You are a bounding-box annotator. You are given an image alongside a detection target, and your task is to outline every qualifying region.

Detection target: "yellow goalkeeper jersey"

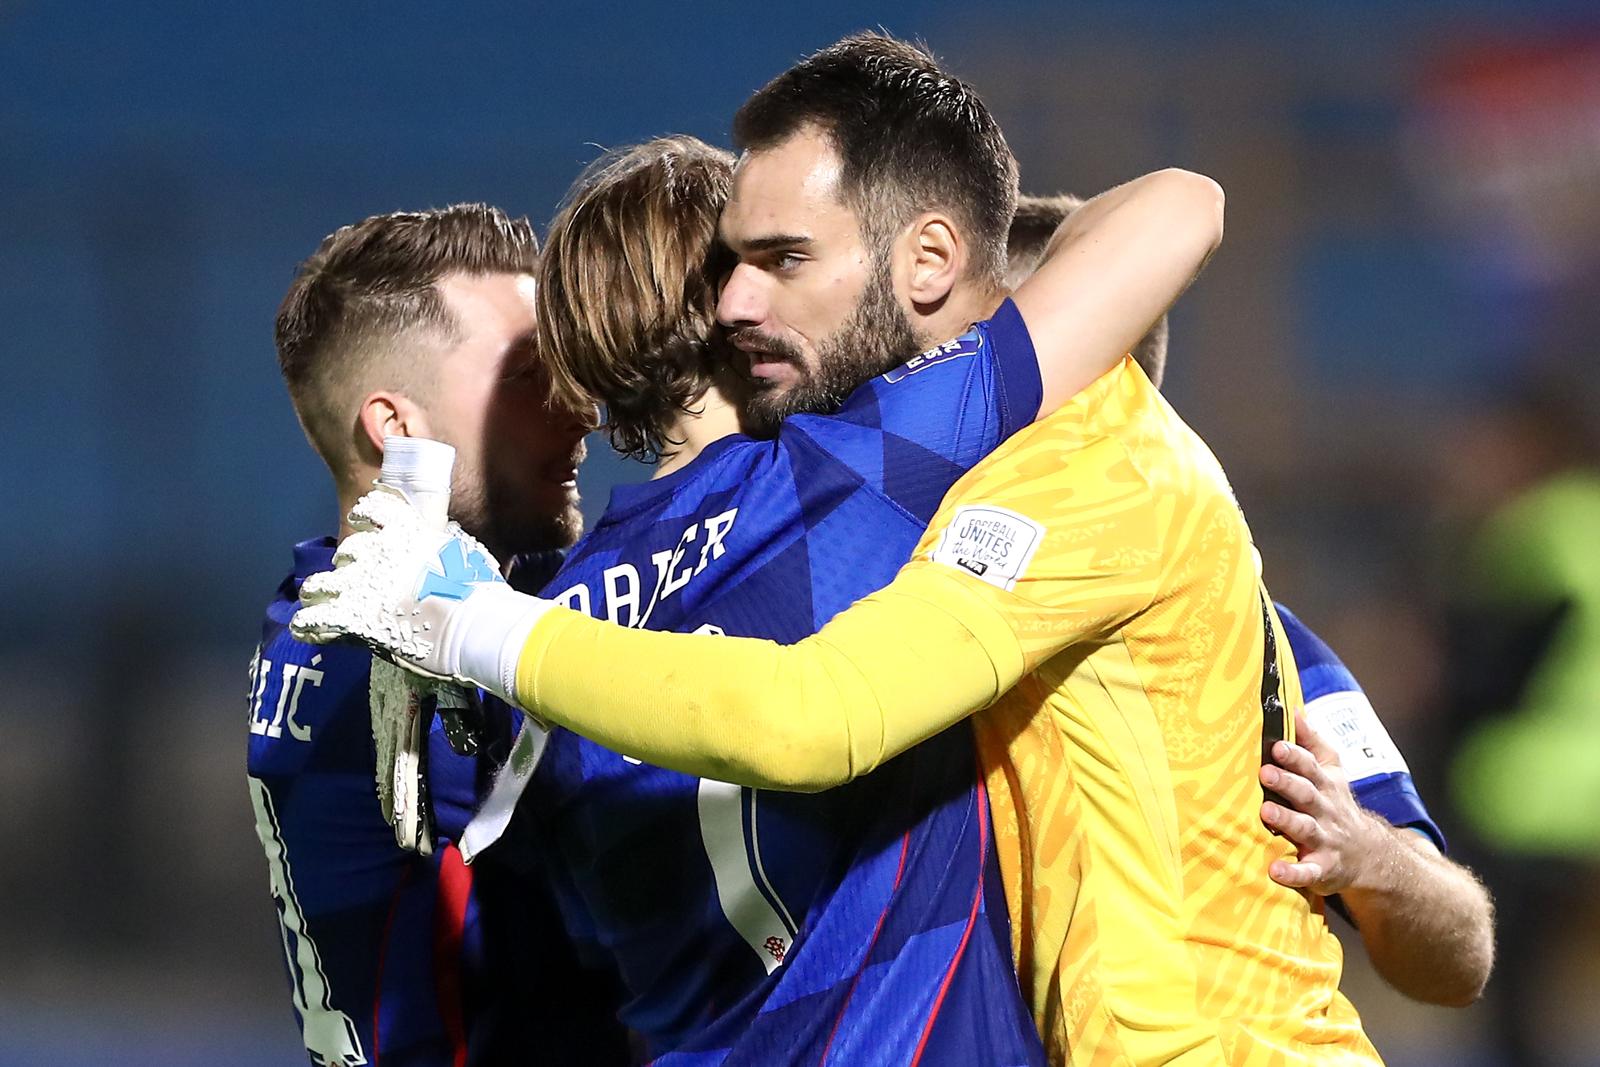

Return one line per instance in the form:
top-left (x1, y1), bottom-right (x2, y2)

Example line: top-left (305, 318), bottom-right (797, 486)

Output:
top-left (899, 357), bottom-right (1377, 1065)
top-left (510, 357), bottom-right (1382, 1066)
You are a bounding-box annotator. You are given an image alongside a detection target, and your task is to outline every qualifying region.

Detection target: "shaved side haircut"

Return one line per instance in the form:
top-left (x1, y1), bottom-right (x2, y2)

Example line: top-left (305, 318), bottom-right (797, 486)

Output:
top-left (275, 204), bottom-right (539, 473)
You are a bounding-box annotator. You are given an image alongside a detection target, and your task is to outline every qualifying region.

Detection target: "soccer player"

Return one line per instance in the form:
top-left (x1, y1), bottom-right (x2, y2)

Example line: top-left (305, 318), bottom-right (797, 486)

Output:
top-left (1009, 195), bottom-right (1493, 1009)
top-left (249, 205), bottom-right (625, 1065)
top-left (291, 100), bottom-right (1393, 1067)
top-left (308, 34), bottom-right (1226, 1064)
top-left (297, 268), bottom-right (1389, 1065)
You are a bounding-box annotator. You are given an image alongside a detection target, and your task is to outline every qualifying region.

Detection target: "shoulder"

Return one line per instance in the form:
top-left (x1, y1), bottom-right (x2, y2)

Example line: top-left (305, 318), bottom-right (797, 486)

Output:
top-left (1274, 603), bottom-right (1363, 704)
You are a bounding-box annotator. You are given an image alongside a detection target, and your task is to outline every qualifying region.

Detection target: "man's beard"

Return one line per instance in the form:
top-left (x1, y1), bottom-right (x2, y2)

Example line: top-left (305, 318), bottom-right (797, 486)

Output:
top-left (740, 258), bottom-right (921, 435)
top-left (454, 473), bottom-right (583, 561)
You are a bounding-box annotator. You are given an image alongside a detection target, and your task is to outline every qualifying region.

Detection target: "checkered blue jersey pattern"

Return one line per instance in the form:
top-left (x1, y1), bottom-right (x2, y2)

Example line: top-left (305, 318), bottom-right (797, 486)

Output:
top-left (517, 301), bottom-right (1046, 1065)
top-left (247, 537), bottom-right (628, 1066)
top-left (1275, 603), bottom-right (1446, 852)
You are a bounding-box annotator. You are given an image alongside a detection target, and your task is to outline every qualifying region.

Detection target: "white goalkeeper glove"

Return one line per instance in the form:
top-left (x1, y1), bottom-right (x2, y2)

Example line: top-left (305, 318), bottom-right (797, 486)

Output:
top-left (368, 657), bottom-right (436, 854)
top-left (292, 486), bottom-right (553, 704)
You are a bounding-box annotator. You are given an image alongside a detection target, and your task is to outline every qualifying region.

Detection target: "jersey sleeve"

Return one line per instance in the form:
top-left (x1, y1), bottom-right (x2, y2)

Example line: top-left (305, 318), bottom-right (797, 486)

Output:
top-left (508, 562), bottom-right (1020, 790)
top-left (783, 299), bottom-right (1043, 524)
top-left (499, 424), bottom-right (1167, 792)
top-left (909, 432), bottom-right (1166, 673)
top-left (1274, 603), bottom-right (1447, 853)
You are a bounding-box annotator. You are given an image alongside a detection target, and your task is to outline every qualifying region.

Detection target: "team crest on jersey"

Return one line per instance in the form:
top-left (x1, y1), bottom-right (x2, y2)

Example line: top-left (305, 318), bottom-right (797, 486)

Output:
top-left (929, 504), bottom-right (1044, 591)
top-left (882, 329), bottom-right (983, 382)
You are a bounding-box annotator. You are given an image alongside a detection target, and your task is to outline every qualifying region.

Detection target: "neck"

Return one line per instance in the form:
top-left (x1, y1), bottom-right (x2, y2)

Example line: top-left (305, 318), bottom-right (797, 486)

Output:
top-left (915, 284), bottom-right (1006, 349)
top-left (334, 468), bottom-right (376, 544)
top-left (652, 368), bottom-right (749, 480)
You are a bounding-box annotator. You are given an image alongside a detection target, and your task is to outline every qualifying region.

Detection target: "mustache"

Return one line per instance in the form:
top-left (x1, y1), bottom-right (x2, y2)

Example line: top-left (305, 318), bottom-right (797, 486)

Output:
top-left (727, 328), bottom-right (804, 364)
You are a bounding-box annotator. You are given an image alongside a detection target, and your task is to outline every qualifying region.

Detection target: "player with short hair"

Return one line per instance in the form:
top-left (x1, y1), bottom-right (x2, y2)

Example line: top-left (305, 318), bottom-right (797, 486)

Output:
top-left (250, 204), bottom-right (621, 1065)
top-left (339, 33), bottom-right (1224, 1064)
top-left (290, 42), bottom-right (1389, 1063)
top-left (377, 195), bottom-right (1497, 1055)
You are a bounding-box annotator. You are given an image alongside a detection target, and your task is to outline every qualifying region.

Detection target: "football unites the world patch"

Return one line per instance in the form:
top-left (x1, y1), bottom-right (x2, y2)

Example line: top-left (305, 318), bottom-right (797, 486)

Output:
top-left (929, 504), bottom-right (1045, 591)
top-left (882, 329), bottom-right (983, 383)
top-left (1303, 689), bottom-right (1411, 782)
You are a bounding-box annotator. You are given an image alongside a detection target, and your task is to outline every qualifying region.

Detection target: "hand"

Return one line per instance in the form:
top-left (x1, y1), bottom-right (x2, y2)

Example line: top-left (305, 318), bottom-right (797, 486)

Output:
top-left (292, 486), bottom-right (507, 683)
top-left (1259, 711), bottom-right (1389, 895)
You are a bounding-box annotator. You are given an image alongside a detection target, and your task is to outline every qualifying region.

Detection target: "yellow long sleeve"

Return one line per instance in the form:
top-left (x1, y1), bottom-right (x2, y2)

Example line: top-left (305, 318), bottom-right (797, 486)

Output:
top-left (512, 563), bottom-right (1027, 790)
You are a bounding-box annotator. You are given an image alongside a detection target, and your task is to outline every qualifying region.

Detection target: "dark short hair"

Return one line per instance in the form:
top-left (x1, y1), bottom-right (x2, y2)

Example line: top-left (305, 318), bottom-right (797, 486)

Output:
top-left (734, 31), bottom-right (1018, 288)
top-left (537, 136), bottom-right (735, 463)
top-left (276, 204), bottom-right (539, 469)
top-left (1006, 192), bottom-right (1170, 388)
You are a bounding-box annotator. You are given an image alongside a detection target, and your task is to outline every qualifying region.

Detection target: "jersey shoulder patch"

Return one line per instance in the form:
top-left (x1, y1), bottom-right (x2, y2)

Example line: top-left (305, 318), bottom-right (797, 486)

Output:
top-left (928, 504), bottom-right (1045, 591)
top-left (882, 329), bottom-right (983, 383)
top-left (1303, 688), bottom-right (1410, 782)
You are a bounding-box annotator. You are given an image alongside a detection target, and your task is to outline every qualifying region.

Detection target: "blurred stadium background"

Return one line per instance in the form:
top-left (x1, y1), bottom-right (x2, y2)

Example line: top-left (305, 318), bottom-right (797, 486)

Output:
top-left (3, 2), bottom-right (1598, 1064)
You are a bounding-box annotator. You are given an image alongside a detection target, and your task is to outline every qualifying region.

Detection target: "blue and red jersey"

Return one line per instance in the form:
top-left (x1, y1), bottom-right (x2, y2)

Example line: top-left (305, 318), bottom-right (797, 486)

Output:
top-left (480, 300), bottom-right (1049, 1065)
top-left (247, 538), bottom-right (629, 1066)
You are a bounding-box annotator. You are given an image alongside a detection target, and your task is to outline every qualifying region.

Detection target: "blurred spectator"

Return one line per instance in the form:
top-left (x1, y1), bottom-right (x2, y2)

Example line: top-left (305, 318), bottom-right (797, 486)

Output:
top-left (1436, 378), bottom-right (1600, 1067)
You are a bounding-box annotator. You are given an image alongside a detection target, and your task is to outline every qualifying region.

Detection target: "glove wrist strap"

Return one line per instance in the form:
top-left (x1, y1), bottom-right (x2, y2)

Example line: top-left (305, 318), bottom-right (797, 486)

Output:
top-left (454, 583), bottom-right (553, 705)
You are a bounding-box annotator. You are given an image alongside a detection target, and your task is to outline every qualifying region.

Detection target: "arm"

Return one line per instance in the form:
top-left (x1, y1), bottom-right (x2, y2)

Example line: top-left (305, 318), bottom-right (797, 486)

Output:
top-left (294, 437), bottom-right (1158, 790)
top-left (1011, 169), bottom-right (1223, 416)
top-left (515, 561), bottom-right (1026, 790)
top-left (1260, 714), bottom-right (1495, 1006)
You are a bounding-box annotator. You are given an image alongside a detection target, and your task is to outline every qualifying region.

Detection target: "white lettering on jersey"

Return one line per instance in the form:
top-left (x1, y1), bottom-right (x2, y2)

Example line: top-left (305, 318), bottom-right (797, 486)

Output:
top-left (1303, 688), bottom-right (1410, 783)
top-left (602, 563), bottom-right (642, 627)
top-left (250, 655), bottom-right (321, 742)
top-left (661, 523), bottom-right (699, 599)
top-left (699, 510), bottom-right (737, 571)
top-left (552, 582), bottom-right (591, 615)
top-left (249, 777), bottom-right (367, 1066)
top-left (589, 508), bottom-right (740, 632)
top-left (286, 655), bottom-right (323, 742)
top-left (882, 332), bottom-right (980, 383)
top-left (929, 504), bottom-right (1045, 591)
top-left (461, 510), bottom-right (739, 858)
top-left (248, 649), bottom-right (271, 727)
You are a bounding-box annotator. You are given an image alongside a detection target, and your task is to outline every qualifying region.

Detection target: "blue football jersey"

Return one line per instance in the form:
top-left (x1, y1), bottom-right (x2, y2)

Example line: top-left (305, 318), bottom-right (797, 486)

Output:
top-left (491, 301), bottom-right (1047, 1065)
top-left (247, 537), bottom-right (629, 1066)
top-left (1275, 603), bottom-right (1446, 851)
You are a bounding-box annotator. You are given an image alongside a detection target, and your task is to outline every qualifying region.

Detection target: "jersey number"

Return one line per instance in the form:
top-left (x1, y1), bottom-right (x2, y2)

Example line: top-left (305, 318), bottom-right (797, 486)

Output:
top-left (249, 777), bottom-right (367, 1066)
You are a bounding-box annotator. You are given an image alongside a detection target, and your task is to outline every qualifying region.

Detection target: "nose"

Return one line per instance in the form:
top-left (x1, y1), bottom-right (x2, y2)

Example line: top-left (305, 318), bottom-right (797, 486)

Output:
top-left (716, 262), bottom-right (766, 329)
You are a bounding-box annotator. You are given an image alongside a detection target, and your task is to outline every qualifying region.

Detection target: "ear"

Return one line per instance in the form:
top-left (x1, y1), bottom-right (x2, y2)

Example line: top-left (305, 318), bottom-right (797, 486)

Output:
top-left (897, 212), bottom-right (963, 309)
top-left (355, 391), bottom-right (432, 464)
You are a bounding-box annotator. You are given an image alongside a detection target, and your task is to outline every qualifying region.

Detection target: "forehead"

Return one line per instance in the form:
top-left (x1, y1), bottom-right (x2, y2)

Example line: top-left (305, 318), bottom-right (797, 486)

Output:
top-left (436, 271), bottom-right (537, 337)
top-left (721, 127), bottom-right (853, 245)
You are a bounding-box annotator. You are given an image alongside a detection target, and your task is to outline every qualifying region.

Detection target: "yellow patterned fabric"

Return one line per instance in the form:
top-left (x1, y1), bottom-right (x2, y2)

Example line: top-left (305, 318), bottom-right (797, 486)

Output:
top-left (905, 357), bottom-right (1379, 1066)
top-left (507, 357), bottom-right (1383, 1065)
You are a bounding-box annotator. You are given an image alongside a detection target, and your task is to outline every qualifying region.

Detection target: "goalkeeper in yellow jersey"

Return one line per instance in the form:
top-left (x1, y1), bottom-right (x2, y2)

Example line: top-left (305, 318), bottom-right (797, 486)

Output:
top-left (295, 333), bottom-right (1390, 1065)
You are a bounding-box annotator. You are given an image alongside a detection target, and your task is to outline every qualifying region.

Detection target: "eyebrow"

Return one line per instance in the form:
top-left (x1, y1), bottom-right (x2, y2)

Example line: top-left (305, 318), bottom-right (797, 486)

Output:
top-left (733, 233), bottom-right (813, 254)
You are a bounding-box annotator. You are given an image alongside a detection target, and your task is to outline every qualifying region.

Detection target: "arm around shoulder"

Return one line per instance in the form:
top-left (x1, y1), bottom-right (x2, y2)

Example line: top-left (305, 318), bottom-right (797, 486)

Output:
top-left (1012, 168), bottom-right (1224, 416)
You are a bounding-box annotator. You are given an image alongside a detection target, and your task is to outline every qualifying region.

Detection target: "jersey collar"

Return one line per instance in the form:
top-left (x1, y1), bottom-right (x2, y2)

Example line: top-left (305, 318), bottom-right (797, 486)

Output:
top-left (602, 434), bottom-right (756, 521)
top-left (292, 536), bottom-right (337, 581)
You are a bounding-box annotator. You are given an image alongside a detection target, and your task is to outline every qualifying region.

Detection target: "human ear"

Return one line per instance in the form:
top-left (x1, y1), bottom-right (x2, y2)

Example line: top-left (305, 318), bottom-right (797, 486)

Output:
top-left (900, 213), bottom-right (962, 308)
top-left (355, 391), bottom-right (432, 462)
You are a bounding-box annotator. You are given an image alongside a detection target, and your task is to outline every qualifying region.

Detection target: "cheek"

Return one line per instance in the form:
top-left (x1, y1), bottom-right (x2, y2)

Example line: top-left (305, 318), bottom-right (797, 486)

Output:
top-left (799, 268), bottom-right (865, 337)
